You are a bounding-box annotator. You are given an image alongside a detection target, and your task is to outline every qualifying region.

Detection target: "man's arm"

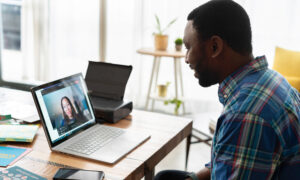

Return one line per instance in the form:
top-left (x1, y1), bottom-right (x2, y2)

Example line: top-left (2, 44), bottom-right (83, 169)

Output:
top-left (212, 112), bottom-right (281, 179)
top-left (196, 168), bottom-right (210, 180)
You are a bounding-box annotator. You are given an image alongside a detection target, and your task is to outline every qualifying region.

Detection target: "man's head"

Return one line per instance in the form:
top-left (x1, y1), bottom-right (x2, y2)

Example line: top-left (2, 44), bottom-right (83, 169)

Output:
top-left (184, 0), bottom-right (252, 87)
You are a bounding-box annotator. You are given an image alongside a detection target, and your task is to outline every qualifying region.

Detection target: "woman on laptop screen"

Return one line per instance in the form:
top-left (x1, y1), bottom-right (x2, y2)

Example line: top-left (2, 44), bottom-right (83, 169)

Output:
top-left (59, 96), bottom-right (86, 135)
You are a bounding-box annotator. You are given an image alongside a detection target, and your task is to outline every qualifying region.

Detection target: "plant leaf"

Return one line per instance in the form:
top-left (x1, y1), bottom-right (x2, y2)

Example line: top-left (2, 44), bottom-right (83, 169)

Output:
top-left (164, 100), bottom-right (169, 105)
top-left (161, 18), bottom-right (177, 34)
top-left (155, 14), bottom-right (162, 34)
top-left (166, 81), bottom-right (171, 87)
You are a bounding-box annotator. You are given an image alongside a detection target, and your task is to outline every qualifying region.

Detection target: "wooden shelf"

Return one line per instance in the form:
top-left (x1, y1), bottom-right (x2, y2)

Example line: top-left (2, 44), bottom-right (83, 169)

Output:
top-left (138, 47), bottom-right (186, 114)
top-left (149, 95), bottom-right (185, 101)
top-left (137, 48), bottom-right (186, 58)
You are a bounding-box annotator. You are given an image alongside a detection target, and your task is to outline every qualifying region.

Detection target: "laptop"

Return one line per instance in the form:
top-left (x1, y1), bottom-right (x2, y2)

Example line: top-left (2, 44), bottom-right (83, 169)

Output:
top-left (31, 73), bottom-right (150, 164)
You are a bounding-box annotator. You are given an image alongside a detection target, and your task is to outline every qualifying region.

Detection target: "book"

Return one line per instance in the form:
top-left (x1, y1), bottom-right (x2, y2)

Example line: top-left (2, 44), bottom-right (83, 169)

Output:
top-left (0, 125), bottom-right (39, 142)
top-left (0, 146), bottom-right (31, 167)
top-left (0, 166), bottom-right (46, 180)
top-left (0, 118), bottom-right (18, 125)
top-left (0, 124), bottom-right (39, 142)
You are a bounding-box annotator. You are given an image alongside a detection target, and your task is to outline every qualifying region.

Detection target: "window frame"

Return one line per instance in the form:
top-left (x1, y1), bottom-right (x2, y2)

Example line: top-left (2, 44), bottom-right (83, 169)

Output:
top-left (0, 1), bottom-right (33, 91)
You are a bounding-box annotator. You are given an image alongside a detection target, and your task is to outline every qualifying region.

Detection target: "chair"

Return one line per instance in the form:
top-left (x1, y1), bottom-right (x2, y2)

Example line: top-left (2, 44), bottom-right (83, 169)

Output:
top-left (185, 112), bottom-right (218, 170)
top-left (273, 46), bottom-right (300, 92)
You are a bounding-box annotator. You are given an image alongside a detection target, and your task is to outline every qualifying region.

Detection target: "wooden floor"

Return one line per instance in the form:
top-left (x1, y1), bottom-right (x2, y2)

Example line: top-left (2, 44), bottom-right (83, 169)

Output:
top-left (155, 138), bottom-right (211, 174)
top-left (133, 108), bottom-right (214, 178)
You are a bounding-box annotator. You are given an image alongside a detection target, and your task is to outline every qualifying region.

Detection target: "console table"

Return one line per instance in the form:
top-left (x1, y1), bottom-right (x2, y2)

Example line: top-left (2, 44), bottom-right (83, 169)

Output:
top-left (137, 48), bottom-right (186, 114)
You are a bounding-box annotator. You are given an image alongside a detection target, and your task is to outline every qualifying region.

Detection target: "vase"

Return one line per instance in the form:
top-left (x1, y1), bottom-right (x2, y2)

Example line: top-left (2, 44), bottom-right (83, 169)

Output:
top-left (175, 44), bottom-right (182, 51)
top-left (157, 84), bottom-right (168, 97)
top-left (154, 34), bottom-right (168, 51)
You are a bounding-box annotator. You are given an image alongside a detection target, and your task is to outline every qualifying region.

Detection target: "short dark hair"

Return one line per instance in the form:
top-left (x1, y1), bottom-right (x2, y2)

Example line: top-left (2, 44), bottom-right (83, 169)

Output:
top-left (187, 0), bottom-right (252, 54)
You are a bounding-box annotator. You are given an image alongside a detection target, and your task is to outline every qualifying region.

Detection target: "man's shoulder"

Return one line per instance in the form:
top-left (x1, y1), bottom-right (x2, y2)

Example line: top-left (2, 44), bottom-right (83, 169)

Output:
top-left (240, 68), bottom-right (285, 90)
top-left (241, 69), bottom-right (298, 101)
top-left (229, 69), bottom-right (298, 118)
top-left (238, 69), bottom-right (290, 101)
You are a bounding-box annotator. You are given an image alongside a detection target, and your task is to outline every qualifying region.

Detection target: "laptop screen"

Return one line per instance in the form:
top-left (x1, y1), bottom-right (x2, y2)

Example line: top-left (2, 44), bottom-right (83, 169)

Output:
top-left (32, 73), bottom-right (95, 144)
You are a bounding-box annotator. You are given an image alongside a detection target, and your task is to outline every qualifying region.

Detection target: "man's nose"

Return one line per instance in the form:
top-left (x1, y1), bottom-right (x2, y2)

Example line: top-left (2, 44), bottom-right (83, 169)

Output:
top-left (185, 56), bottom-right (189, 64)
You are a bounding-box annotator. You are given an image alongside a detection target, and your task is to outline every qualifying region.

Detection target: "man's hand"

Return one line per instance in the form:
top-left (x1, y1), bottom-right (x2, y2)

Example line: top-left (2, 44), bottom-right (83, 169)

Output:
top-left (185, 168), bottom-right (210, 180)
top-left (197, 168), bottom-right (210, 180)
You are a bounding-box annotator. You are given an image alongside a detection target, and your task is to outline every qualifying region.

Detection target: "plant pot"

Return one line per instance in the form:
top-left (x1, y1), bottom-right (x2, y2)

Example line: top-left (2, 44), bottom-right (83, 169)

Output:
top-left (154, 34), bottom-right (168, 51)
top-left (157, 84), bottom-right (168, 97)
top-left (175, 44), bottom-right (182, 51)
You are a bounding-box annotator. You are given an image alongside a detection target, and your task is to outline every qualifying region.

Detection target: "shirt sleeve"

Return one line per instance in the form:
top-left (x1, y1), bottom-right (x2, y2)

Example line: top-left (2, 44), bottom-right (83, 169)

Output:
top-left (211, 112), bottom-right (282, 180)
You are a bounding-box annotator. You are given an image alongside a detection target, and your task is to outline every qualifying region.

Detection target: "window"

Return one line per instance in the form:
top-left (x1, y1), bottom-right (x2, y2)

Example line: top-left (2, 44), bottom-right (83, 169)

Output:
top-left (0, 0), bottom-right (22, 83)
top-left (0, 0), bottom-right (30, 89)
top-left (1, 3), bottom-right (21, 50)
top-left (0, 0), bottom-right (99, 90)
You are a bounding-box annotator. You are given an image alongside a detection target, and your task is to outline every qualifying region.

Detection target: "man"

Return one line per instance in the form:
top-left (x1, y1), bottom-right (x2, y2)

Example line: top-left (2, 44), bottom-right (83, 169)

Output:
top-left (155, 0), bottom-right (300, 180)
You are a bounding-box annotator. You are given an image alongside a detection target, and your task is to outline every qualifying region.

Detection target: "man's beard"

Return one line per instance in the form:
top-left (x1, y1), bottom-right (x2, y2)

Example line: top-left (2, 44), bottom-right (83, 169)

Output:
top-left (195, 68), bottom-right (217, 87)
top-left (194, 57), bottom-right (218, 87)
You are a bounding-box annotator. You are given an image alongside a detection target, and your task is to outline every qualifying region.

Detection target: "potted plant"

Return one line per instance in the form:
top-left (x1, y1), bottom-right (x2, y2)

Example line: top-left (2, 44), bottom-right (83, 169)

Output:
top-left (174, 38), bottom-right (183, 51)
top-left (164, 98), bottom-right (182, 115)
top-left (154, 14), bottom-right (177, 51)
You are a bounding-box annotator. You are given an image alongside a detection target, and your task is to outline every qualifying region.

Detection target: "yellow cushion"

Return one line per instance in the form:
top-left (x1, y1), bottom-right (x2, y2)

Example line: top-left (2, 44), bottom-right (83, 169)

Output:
top-left (285, 77), bottom-right (300, 92)
top-left (273, 46), bottom-right (300, 91)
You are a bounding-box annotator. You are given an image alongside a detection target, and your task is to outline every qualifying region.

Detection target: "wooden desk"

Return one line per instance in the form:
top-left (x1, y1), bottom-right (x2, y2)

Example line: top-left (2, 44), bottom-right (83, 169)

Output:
top-left (1, 110), bottom-right (192, 180)
top-left (137, 48), bottom-right (186, 114)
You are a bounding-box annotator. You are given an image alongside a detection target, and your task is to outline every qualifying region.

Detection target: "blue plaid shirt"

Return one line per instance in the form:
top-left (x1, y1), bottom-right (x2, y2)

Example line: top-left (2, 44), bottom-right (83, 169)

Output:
top-left (208, 56), bottom-right (300, 179)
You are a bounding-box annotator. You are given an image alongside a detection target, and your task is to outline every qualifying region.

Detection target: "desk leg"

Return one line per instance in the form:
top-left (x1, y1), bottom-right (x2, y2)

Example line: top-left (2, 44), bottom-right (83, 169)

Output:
top-left (145, 57), bottom-right (158, 110)
top-left (185, 134), bottom-right (192, 170)
top-left (145, 168), bottom-right (155, 180)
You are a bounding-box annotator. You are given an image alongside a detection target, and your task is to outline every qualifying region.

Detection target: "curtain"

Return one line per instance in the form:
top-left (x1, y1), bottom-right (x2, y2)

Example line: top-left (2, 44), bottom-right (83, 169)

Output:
top-left (8, 0), bottom-right (300, 114)
top-left (106, 0), bottom-right (222, 114)
top-left (22, 0), bottom-right (49, 81)
top-left (47, 0), bottom-right (99, 81)
top-left (105, 0), bottom-right (300, 114)
top-left (21, 0), bottom-right (99, 82)
top-left (243, 0), bottom-right (300, 65)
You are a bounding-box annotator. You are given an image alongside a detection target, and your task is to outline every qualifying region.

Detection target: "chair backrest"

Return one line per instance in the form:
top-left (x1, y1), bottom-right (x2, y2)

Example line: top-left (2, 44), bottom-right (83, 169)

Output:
top-left (273, 46), bottom-right (300, 91)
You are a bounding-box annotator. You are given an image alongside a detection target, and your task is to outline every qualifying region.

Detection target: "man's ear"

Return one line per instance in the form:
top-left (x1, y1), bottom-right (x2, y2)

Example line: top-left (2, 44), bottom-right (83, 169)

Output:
top-left (210, 36), bottom-right (223, 58)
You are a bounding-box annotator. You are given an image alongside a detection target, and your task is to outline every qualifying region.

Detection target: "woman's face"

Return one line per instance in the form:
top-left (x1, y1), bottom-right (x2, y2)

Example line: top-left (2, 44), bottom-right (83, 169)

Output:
top-left (62, 98), bottom-right (73, 119)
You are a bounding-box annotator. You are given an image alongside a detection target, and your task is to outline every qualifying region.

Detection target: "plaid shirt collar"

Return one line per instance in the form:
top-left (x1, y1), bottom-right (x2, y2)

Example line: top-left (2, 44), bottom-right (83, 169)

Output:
top-left (218, 56), bottom-right (268, 105)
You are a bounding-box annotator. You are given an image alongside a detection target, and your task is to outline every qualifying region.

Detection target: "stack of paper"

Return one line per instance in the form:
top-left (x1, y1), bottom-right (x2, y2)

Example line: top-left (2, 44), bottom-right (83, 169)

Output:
top-left (0, 124), bottom-right (39, 142)
top-left (0, 87), bottom-right (39, 123)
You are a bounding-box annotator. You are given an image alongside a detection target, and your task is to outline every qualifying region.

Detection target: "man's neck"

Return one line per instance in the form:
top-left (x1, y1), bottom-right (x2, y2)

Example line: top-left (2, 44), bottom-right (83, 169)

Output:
top-left (218, 52), bottom-right (254, 84)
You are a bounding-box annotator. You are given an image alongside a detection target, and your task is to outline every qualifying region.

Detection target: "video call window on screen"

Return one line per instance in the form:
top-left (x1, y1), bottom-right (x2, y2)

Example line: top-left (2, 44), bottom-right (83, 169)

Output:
top-left (41, 79), bottom-right (92, 135)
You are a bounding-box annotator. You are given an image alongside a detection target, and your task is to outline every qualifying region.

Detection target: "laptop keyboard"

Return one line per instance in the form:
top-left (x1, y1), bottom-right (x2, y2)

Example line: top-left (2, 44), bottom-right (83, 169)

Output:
top-left (64, 126), bottom-right (124, 155)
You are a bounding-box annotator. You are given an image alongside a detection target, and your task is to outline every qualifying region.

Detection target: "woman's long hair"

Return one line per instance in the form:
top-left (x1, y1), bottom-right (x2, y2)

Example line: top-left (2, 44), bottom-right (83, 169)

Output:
top-left (61, 96), bottom-right (77, 122)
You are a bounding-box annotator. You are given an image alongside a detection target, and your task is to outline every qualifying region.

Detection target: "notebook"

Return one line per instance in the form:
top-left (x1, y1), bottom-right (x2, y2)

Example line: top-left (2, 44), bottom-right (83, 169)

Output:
top-left (0, 146), bottom-right (31, 167)
top-left (0, 124), bottom-right (39, 142)
top-left (31, 73), bottom-right (150, 164)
